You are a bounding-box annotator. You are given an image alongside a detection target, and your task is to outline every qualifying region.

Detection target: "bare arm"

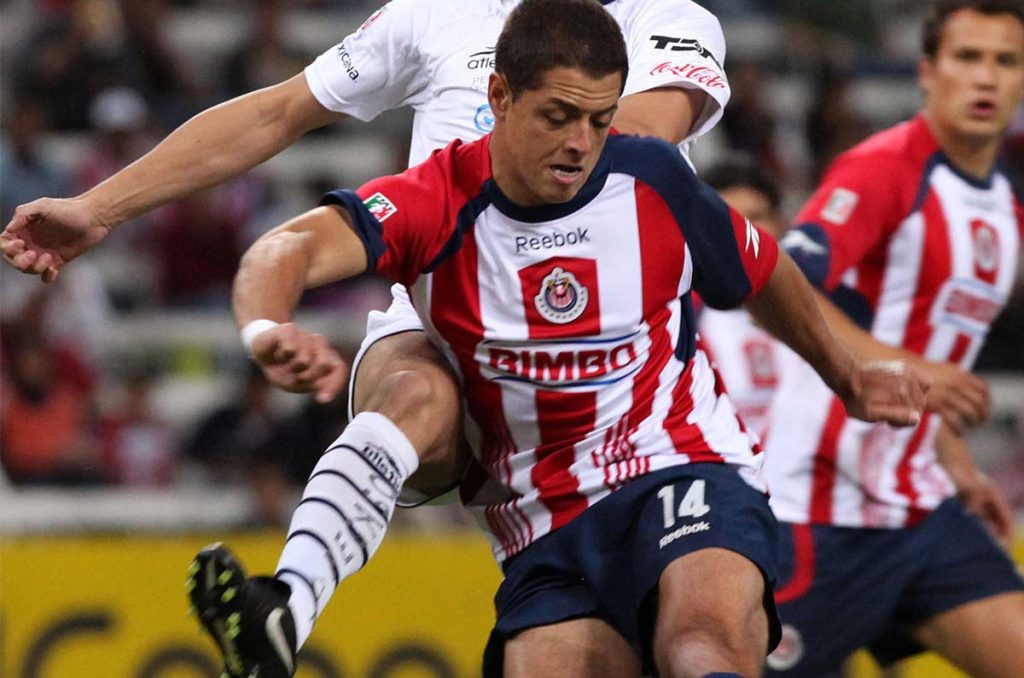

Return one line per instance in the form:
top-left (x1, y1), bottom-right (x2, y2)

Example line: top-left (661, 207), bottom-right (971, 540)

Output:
top-left (2, 74), bottom-right (344, 281)
top-left (613, 87), bottom-right (708, 145)
top-left (935, 421), bottom-right (1014, 547)
top-left (233, 204), bottom-right (368, 402)
top-left (91, 74), bottom-right (344, 229)
top-left (745, 252), bottom-right (925, 425)
top-left (810, 288), bottom-right (990, 431)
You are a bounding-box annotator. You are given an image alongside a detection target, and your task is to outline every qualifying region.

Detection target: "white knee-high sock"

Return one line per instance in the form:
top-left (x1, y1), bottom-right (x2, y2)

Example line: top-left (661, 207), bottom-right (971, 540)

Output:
top-left (274, 411), bottom-right (419, 648)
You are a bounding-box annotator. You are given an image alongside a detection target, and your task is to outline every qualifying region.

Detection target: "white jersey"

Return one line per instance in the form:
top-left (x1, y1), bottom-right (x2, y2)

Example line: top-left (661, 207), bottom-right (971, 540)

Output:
top-left (765, 117), bottom-right (1023, 528)
top-left (304, 0), bottom-right (730, 166)
top-left (697, 309), bottom-right (780, 441)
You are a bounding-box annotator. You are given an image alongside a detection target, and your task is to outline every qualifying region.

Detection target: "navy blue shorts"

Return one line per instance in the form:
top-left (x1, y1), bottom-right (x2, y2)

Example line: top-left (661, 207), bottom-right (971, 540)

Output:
top-left (482, 463), bottom-right (781, 676)
top-left (766, 498), bottom-right (1024, 676)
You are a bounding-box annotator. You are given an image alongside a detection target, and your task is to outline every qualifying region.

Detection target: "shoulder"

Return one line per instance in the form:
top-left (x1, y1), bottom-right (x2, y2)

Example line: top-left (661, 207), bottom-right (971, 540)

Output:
top-left (833, 117), bottom-right (937, 181)
top-left (606, 133), bottom-right (694, 182)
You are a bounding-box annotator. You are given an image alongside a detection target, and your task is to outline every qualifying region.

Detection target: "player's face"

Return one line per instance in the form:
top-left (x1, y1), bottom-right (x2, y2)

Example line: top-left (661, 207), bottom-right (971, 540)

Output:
top-left (719, 186), bottom-right (785, 238)
top-left (921, 10), bottom-right (1024, 146)
top-left (489, 67), bottom-right (621, 206)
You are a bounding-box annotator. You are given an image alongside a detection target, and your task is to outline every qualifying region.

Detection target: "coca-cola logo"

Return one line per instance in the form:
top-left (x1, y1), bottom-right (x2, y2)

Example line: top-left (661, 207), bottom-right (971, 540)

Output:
top-left (649, 62), bottom-right (727, 89)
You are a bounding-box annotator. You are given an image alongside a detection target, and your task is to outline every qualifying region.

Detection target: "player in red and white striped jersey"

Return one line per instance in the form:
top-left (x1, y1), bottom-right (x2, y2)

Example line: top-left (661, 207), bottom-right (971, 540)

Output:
top-left (214, 3), bottom-right (926, 675)
top-left (697, 159), bottom-right (788, 441)
top-left (763, 2), bottom-right (1024, 676)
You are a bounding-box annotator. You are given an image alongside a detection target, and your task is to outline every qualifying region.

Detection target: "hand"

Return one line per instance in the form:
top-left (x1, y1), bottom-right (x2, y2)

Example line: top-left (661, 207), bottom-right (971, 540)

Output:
top-left (843, 360), bottom-right (929, 427)
top-left (958, 472), bottom-right (1016, 550)
top-left (249, 323), bottom-right (348, 403)
top-left (0, 197), bottom-right (112, 282)
top-left (918, 360), bottom-right (991, 432)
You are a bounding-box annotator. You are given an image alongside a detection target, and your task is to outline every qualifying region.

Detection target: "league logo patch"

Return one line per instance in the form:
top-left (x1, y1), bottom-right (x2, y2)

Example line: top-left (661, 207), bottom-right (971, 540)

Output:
top-left (766, 624), bottom-right (804, 671)
top-left (534, 266), bottom-right (589, 324)
top-left (820, 187), bottom-right (859, 225)
top-left (364, 192), bottom-right (398, 222)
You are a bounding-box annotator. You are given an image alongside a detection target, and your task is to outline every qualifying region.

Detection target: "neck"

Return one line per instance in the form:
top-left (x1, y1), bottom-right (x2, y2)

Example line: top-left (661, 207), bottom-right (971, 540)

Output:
top-left (922, 110), bottom-right (1001, 180)
top-left (488, 133), bottom-right (537, 206)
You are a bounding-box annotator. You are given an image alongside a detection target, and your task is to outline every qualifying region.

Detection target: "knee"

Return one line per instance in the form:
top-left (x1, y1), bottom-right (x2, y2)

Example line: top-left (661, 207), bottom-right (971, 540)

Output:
top-left (368, 367), bottom-right (458, 418)
top-left (655, 613), bottom-right (765, 678)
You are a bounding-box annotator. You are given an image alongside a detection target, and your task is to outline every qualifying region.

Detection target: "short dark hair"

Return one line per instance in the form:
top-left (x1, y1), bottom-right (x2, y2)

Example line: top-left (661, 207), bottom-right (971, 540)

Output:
top-left (495, 0), bottom-right (628, 98)
top-left (922, 0), bottom-right (1024, 57)
top-left (704, 158), bottom-right (781, 212)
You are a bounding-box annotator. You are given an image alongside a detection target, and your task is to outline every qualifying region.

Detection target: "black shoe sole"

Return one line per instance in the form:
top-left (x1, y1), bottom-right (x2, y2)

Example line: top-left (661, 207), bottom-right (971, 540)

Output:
top-left (187, 543), bottom-right (253, 678)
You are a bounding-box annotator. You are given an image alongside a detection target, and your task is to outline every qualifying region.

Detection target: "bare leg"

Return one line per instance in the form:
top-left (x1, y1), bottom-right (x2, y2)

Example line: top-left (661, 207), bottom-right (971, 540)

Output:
top-left (653, 548), bottom-right (769, 678)
top-left (913, 591), bottom-right (1024, 678)
top-left (352, 331), bottom-right (470, 495)
top-left (504, 618), bottom-right (643, 678)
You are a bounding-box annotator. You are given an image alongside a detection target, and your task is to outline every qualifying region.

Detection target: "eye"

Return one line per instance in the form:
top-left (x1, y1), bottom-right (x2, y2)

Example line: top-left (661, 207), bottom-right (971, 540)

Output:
top-left (545, 113), bottom-right (568, 127)
top-left (592, 117), bottom-right (613, 130)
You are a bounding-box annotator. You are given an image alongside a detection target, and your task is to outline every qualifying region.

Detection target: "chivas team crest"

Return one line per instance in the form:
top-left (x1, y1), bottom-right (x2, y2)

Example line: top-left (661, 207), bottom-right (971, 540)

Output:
top-left (535, 267), bottom-right (589, 324)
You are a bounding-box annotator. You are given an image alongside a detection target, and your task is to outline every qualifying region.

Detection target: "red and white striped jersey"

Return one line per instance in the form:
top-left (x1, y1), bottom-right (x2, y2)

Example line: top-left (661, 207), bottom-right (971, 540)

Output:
top-left (765, 115), bottom-right (1023, 528)
top-left (326, 133), bottom-right (779, 560)
top-left (698, 309), bottom-right (780, 441)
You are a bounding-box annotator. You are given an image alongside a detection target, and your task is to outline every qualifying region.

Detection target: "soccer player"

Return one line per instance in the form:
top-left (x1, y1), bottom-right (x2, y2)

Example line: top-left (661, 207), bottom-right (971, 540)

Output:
top-left (186, 2), bottom-right (928, 676)
top-left (762, 1), bottom-right (1024, 675)
top-left (3, 0), bottom-right (739, 666)
top-left (696, 159), bottom-right (787, 438)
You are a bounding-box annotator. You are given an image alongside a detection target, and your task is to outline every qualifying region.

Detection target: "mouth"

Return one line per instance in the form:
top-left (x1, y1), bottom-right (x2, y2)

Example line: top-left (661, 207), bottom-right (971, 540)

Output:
top-left (548, 163), bottom-right (584, 186)
top-left (968, 99), bottom-right (998, 120)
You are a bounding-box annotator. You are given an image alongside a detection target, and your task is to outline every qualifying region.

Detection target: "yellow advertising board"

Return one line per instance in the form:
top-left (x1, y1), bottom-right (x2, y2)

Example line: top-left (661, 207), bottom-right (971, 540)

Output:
top-left (1, 533), bottom-right (1021, 677)
top-left (1, 532), bottom-right (502, 678)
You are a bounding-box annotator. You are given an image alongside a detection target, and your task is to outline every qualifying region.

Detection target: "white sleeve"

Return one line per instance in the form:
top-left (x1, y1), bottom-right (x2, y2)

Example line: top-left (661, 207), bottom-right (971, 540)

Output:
top-left (620, 0), bottom-right (731, 143)
top-left (303, 0), bottom-right (432, 122)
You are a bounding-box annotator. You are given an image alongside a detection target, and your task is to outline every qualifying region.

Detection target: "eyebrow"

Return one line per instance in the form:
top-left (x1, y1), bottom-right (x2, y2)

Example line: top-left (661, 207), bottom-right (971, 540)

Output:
top-left (545, 98), bottom-right (619, 117)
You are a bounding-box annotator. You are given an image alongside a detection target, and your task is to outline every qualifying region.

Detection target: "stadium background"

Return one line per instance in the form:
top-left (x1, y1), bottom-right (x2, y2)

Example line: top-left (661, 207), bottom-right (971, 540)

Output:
top-left (0, 0), bottom-right (1021, 676)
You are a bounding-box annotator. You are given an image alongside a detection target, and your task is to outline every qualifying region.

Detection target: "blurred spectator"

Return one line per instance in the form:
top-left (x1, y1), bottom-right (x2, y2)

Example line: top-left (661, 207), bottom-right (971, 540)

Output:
top-left (100, 370), bottom-right (177, 486)
top-left (74, 86), bottom-right (155, 193)
top-left (804, 64), bottom-right (871, 181)
top-left (0, 328), bottom-right (105, 485)
top-left (1, 98), bottom-right (71, 224)
top-left (721, 60), bottom-right (784, 180)
top-left (14, 0), bottom-right (132, 130)
top-left (222, 0), bottom-right (306, 97)
top-left (185, 366), bottom-right (290, 524)
top-left (147, 176), bottom-right (276, 307)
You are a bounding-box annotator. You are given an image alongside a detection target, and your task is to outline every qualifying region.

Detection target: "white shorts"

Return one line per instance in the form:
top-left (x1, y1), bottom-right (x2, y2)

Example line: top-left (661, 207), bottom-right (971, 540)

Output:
top-left (347, 284), bottom-right (459, 506)
top-left (347, 284), bottom-right (426, 421)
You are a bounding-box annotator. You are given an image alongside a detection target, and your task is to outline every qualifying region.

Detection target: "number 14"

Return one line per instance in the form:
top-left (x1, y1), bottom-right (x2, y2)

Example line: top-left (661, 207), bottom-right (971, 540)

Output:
top-left (657, 480), bottom-right (710, 529)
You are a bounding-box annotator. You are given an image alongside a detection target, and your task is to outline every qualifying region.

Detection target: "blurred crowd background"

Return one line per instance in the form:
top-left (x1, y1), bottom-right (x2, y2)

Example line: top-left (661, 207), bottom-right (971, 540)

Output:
top-left (1, 0), bottom-right (1022, 531)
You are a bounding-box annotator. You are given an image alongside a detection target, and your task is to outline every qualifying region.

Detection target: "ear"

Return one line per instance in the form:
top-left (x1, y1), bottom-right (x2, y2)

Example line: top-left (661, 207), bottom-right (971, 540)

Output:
top-left (918, 56), bottom-right (934, 97)
top-left (488, 72), bottom-right (513, 122)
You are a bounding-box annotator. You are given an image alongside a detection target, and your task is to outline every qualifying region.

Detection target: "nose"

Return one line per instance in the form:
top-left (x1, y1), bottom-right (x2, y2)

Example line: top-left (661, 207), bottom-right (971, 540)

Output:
top-left (564, 118), bottom-right (594, 157)
top-left (975, 58), bottom-right (999, 89)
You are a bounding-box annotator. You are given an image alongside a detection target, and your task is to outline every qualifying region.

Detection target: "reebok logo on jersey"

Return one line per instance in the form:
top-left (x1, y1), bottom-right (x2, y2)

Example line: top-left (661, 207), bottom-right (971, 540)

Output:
top-left (820, 187), bottom-right (859, 224)
top-left (649, 62), bottom-right (727, 90)
top-left (744, 218), bottom-right (761, 258)
top-left (364, 192), bottom-right (398, 222)
top-left (515, 227), bottom-right (590, 253)
top-left (659, 520), bottom-right (711, 548)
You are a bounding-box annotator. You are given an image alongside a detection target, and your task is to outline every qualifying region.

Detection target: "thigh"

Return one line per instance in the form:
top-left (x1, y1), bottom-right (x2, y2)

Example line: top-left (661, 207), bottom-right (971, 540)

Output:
top-left (503, 618), bottom-right (642, 678)
top-left (913, 591), bottom-right (1024, 678)
top-left (654, 547), bottom-right (769, 675)
top-left (352, 330), bottom-right (470, 501)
